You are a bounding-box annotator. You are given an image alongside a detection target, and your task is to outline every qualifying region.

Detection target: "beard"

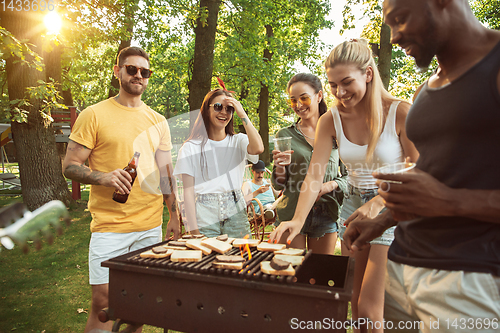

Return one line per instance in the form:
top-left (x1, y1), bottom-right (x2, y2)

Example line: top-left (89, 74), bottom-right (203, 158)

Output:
top-left (413, 6), bottom-right (438, 71)
top-left (414, 48), bottom-right (436, 72)
top-left (121, 78), bottom-right (147, 96)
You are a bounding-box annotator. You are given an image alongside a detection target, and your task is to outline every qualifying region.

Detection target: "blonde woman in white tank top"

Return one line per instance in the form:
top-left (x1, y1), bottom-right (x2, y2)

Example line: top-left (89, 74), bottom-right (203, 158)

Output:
top-left (269, 40), bottom-right (419, 333)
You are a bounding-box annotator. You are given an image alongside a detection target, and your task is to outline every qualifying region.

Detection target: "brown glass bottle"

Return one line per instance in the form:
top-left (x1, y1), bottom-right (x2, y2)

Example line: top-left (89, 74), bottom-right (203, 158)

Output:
top-left (112, 152), bottom-right (140, 204)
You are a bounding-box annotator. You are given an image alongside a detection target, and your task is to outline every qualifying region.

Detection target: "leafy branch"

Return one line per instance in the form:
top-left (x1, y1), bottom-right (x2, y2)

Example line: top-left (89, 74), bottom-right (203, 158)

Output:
top-left (2, 79), bottom-right (66, 124)
top-left (0, 26), bottom-right (44, 71)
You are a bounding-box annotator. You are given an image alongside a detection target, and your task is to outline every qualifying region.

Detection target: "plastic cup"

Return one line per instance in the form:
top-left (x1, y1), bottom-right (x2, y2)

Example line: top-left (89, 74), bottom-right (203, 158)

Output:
top-left (273, 137), bottom-right (292, 166)
top-left (374, 162), bottom-right (416, 183)
top-left (374, 162), bottom-right (417, 221)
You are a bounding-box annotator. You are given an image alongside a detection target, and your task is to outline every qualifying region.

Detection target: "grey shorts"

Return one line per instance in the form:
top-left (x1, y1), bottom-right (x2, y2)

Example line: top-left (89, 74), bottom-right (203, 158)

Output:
top-left (339, 185), bottom-right (395, 246)
top-left (195, 190), bottom-right (251, 238)
top-left (88, 225), bottom-right (162, 285)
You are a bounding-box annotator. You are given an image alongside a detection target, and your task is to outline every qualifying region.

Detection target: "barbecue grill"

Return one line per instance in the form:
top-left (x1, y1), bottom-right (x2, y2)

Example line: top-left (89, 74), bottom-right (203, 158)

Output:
top-left (101, 240), bottom-right (354, 332)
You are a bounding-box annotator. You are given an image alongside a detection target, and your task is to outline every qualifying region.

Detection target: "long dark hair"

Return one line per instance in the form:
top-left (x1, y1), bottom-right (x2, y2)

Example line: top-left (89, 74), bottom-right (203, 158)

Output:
top-left (187, 89), bottom-right (235, 142)
top-left (287, 73), bottom-right (328, 118)
top-left (185, 88), bottom-right (235, 180)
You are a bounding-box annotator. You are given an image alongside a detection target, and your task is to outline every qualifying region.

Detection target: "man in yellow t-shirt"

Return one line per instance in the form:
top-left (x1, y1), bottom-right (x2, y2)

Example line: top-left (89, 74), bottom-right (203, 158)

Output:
top-left (62, 46), bottom-right (180, 332)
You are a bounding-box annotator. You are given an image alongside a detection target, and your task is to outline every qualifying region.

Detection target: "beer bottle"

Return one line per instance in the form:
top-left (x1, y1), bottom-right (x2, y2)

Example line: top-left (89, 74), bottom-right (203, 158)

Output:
top-left (112, 152), bottom-right (140, 204)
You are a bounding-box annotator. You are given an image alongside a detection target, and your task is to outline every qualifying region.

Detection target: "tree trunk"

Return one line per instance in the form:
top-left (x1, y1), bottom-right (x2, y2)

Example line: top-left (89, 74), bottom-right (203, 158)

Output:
top-left (108, 0), bottom-right (138, 98)
top-left (108, 39), bottom-right (132, 98)
top-left (188, 0), bottom-right (221, 126)
top-left (378, 22), bottom-right (392, 90)
top-left (2, 9), bottom-right (73, 210)
top-left (257, 25), bottom-right (273, 165)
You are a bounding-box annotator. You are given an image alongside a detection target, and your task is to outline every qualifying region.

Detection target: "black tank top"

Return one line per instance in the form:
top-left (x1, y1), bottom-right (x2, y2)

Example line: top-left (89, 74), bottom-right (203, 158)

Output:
top-left (388, 41), bottom-right (500, 276)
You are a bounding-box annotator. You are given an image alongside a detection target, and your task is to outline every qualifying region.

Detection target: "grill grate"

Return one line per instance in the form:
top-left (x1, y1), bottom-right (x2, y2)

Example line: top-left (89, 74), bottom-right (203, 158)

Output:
top-left (103, 241), bottom-right (354, 332)
top-left (125, 244), bottom-right (313, 284)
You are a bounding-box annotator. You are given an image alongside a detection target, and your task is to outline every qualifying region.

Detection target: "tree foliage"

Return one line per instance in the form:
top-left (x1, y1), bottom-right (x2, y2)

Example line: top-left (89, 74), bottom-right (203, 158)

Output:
top-left (341, 0), bottom-right (435, 100)
top-left (471, 0), bottom-right (500, 30)
top-left (213, 0), bottom-right (332, 134)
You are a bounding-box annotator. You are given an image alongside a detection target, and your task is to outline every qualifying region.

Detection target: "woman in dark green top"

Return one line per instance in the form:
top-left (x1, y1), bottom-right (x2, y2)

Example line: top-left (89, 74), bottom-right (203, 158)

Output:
top-left (272, 73), bottom-right (347, 255)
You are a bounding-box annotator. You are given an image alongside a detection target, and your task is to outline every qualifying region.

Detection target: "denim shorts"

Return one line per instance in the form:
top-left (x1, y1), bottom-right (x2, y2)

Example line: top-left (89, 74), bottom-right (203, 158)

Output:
top-left (195, 189), bottom-right (251, 238)
top-left (339, 184), bottom-right (395, 246)
top-left (276, 203), bottom-right (339, 238)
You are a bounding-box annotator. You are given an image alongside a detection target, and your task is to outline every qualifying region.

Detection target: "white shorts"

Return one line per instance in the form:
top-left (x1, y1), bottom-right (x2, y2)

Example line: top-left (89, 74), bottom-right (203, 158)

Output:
top-left (384, 260), bottom-right (500, 333)
top-left (88, 225), bottom-right (162, 285)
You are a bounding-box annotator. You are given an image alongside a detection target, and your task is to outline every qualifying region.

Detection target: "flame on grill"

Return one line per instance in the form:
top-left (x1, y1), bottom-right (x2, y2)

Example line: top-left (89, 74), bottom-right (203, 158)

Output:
top-left (239, 234), bottom-right (252, 260)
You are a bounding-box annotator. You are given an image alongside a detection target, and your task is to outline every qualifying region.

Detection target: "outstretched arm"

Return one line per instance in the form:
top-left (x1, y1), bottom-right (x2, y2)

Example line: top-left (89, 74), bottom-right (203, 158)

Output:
top-left (268, 112), bottom-right (338, 244)
top-left (375, 168), bottom-right (500, 224)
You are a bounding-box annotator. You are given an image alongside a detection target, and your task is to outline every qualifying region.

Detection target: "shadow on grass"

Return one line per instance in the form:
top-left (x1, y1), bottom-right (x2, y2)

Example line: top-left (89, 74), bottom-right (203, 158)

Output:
top-left (0, 194), bottom-right (181, 333)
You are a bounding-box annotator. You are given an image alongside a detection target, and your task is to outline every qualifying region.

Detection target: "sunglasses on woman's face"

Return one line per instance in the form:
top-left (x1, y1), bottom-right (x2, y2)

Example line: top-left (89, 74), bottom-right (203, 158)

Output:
top-left (288, 95), bottom-right (312, 108)
top-left (120, 65), bottom-right (153, 78)
top-left (209, 103), bottom-right (235, 113)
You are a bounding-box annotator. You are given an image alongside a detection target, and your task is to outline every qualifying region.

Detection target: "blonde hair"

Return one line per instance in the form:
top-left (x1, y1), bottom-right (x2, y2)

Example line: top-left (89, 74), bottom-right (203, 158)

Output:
top-left (325, 39), bottom-right (401, 162)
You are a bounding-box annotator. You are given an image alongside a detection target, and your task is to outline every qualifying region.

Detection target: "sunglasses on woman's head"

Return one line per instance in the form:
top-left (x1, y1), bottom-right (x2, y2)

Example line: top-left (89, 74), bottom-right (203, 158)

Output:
top-left (120, 65), bottom-right (153, 78)
top-left (288, 95), bottom-right (312, 108)
top-left (209, 103), bottom-right (235, 113)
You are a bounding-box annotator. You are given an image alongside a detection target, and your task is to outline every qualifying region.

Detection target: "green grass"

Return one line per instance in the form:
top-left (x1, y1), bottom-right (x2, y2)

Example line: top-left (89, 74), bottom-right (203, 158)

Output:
top-left (0, 191), bottom-right (349, 333)
top-left (0, 192), bottom-right (174, 333)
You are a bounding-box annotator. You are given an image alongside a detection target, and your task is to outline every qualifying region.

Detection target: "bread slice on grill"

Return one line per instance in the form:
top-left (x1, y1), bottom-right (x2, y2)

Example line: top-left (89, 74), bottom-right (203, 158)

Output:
top-left (163, 245), bottom-right (189, 250)
top-left (170, 250), bottom-right (202, 262)
top-left (260, 261), bottom-right (295, 276)
top-left (201, 238), bottom-right (232, 254)
top-left (257, 242), bottom-right (286, 252)
top-left (216, 234), bottom-right (228, 242)
top-left (140, 248), bottom-right (174, 259)
top-left (274, 254), bottom-right (304, 266)
top-left (186, 239), bottom-right (212, 255)
top-left (232, 238), bottom-right (260, 247)
top-left (274, 248), bottom-right (305, 256)
top-left (212, 261), bottom-right (244, 270)
top-left (213, 255), bottom-right (245, 269)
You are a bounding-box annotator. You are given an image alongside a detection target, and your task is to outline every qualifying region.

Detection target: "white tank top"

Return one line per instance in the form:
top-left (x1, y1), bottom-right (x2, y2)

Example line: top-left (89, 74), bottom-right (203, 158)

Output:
top-left (331, 101), bottom-right (403, 189)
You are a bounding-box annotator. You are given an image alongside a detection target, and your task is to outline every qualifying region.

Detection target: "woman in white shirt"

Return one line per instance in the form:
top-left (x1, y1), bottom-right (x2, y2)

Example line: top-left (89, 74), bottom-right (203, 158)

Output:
top-left (174, 87), bottom-right (264, 238)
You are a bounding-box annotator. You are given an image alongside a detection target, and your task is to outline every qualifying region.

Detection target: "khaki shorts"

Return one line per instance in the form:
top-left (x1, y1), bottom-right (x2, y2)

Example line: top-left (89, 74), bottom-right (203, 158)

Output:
top-left (384, 260), bottom-right (500, 333)
top-left (88, 225), bottom-right (162, 285)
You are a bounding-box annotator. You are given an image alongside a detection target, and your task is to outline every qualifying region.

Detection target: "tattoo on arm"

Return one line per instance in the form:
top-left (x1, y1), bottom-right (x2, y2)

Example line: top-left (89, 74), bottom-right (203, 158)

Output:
top-left (242, 118), bottom-right (248, 125)
top-left (64, 164), bottom-right (104, 185)
top-left (67, 143), bottom-right (89, 152)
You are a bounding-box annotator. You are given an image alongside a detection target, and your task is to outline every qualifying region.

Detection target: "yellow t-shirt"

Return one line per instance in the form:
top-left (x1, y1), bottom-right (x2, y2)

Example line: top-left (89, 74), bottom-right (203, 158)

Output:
top-left (69, 98), bottom-right (172, 233)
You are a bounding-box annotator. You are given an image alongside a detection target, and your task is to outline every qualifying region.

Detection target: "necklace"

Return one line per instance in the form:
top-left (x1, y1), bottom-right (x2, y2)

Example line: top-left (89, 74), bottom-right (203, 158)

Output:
top-left (298, 122), bottom-right (315, 140)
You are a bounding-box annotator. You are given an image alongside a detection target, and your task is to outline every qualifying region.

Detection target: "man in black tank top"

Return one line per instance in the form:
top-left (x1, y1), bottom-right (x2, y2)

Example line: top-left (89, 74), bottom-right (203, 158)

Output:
top-left (344, 0), bottom-right (500, 332)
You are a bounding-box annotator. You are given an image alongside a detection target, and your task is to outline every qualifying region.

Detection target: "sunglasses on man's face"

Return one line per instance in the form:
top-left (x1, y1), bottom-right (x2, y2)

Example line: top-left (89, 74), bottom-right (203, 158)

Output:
top-left (209, 103), bottom-right (235, 113)
top-left (120, 65), bottom-right (153, 78)
top-left (288, 95), bottom-right (312, 108)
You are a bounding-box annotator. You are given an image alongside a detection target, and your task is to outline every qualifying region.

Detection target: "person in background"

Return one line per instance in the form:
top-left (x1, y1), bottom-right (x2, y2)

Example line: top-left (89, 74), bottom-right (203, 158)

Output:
top-left (63, 46), bottom-right (180, 333)
top-left (242, 159), bottom-right (280, 219)
top-left (271, 73), bottom-right (347, 255)
top-left (344, 0), bottom-right (500, 332)
top-left (173, 85), bottom-right (264, 238)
